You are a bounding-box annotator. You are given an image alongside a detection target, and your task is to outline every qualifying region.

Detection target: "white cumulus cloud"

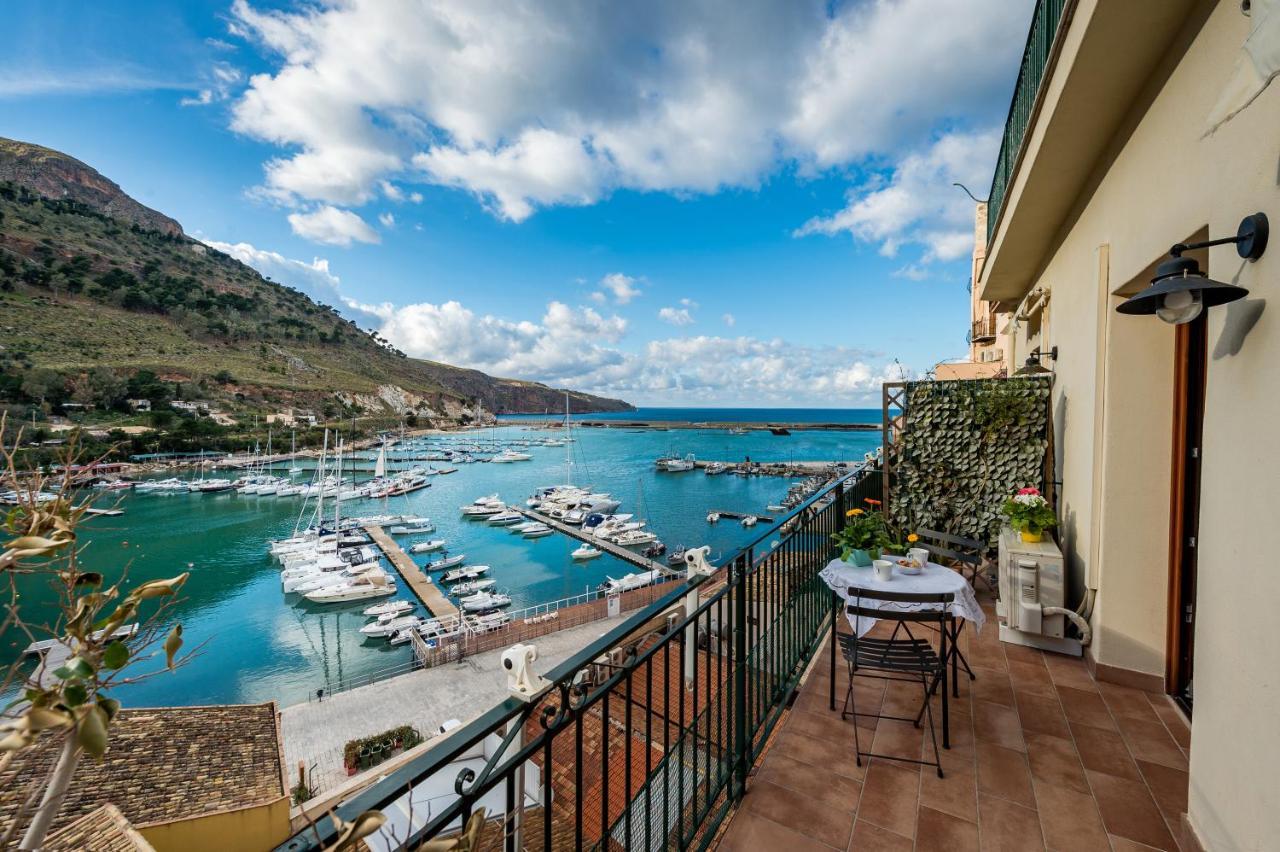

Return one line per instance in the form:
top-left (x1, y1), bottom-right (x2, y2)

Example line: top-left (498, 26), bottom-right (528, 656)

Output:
top-left (596, 272), bottom-right (642, 305)
top-left (658, 306), bottom-right (695, 326)
top-left (287, 205), bottom-right (381, 247)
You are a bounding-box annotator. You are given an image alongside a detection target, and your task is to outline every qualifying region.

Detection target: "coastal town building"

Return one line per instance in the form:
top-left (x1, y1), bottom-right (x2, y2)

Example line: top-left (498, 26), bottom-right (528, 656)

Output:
top-left (0, 703), bottom-right (290, 852)
top-left (934, 202), bottom-right (1008, 380)
top-left (973, 0), bottom-right (1279, 848)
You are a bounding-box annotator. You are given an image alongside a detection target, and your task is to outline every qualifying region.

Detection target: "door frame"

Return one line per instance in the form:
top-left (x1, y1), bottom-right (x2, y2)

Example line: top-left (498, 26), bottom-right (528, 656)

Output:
top-left (1165, 314), bottom-right (1206, 711)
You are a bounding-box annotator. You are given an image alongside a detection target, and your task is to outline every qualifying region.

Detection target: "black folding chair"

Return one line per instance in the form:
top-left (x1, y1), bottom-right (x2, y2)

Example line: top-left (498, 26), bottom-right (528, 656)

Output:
top-left (916, 528), bottom-right (991, 591)
top-left (839, 586), bottom-right (953, 778)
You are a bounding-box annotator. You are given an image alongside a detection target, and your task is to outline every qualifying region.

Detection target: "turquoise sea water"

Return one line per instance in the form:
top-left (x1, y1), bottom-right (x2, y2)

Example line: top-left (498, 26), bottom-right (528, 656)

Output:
top-left (501, 407), bottom-right (883, 424)
top-left (4, 423), bottom-right (879, 708)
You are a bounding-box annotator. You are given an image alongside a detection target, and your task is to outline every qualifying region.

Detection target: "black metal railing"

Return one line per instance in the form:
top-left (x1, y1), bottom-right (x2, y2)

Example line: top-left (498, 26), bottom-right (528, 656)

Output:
top-left (277, 464), bottom-right (879, 852)
top-left (987, 0), bottom-right (1071, 245)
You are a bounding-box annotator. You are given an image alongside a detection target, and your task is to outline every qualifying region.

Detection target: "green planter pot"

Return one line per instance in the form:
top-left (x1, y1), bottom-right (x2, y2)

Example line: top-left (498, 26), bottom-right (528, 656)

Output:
top-left (847, 549), bottom-right (875, 567)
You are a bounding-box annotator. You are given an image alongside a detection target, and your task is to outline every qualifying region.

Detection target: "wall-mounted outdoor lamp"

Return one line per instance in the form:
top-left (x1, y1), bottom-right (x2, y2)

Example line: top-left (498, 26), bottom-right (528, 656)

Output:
top-left (1015, 345), bottom-right (1058, 375)
top-left (1116, 212), bottom-right (1267, 324)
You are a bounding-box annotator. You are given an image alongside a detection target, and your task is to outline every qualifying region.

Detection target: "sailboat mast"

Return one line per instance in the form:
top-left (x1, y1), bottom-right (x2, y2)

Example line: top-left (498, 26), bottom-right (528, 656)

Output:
top-left (316, 429), bottom-right (328, 528)
top-left (564, 391), bottom-right (572, 487)
top-left (333, 438), bottom-right (344, 531)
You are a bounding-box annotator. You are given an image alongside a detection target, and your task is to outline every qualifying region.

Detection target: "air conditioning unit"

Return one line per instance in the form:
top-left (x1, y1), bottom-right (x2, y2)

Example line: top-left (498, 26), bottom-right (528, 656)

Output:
top-left (996, 527), bottom-right (1081, 656)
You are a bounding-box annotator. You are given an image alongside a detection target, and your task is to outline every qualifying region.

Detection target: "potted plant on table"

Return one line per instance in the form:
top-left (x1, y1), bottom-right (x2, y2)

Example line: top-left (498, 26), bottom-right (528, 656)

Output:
top-left (832, 507), bottom-right (889, 567)
top-left (1002, 487), bottom-right (1057, 543)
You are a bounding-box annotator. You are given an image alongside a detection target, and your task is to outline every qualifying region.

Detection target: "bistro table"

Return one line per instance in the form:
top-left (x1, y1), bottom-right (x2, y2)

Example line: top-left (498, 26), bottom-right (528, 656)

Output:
top-left (819, 557), bottom-right (986, 747)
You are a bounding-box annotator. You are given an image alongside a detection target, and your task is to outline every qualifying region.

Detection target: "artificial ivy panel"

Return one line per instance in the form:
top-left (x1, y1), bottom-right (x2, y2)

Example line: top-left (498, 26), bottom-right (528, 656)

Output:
top-left (888, 376), bottom-right (1051, 544)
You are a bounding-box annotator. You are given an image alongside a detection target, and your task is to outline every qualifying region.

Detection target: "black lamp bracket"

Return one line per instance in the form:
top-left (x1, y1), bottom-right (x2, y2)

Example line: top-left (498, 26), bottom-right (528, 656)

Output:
top-left (1170, 212), bottom-right (1268, 261)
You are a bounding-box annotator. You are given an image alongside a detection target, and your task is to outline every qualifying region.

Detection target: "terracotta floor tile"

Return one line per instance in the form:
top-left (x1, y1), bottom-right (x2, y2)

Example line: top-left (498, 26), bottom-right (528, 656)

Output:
top-left (1086, 770), bottom-right (1177, 850)
top-left (916, 804), bottom-right (980, 852)
top-left (1136, 759), bottom-right (1189, 821)
top-left (870, 717), bottom-right (924, 762)
top-left (1024, 731), bottom-right (1088, 794)
top-left (1098, 683), bottom-right (1163, 723)
top-left (920, 761), bottom-right (978, 823)
top-left (1070, 722), bottom-right (1142, 781)
top-left (848, 819), bottom-right (913, 851)
top-left (742, 778), bottom-right (855, 849)
top-left (1042, 654), bottom-right (1097, 691)
top-left (975, 742), bottom-right (1034, 807)
top-left (856, 761), bottom-right (920, 838)
top-left (758, 751), bottom-right (863, 812)
top-left (773, 730), bottom-right (867, 782)
top-left (1056, 685), bottom-right (1118, 731)
top-left (976, 793), bottom-right (1044, 851)
top-left (719, 809), bottom-right (840, 852)
top-left (1149, 700), bottom-right (1191, 750)
top-left (1006, 660), bottom-right (1058, 698)
top-left (1115, 716), bottom-right (1188, 771)
top-left (971, 672), bottom-right (1015, 707)
top-left (1109, 836), bottom-right (1167, 851)
top-left (1016, 693), bottom-right (1072, 740)
top-left (1001, 643), bottom-right (1045, 665)
top-left (1032, 779), bottom-right (1110, 851)
top-left (789, 707), bottom-right (858, 742)
top-left (972, 700), bottom-right (1026, 752)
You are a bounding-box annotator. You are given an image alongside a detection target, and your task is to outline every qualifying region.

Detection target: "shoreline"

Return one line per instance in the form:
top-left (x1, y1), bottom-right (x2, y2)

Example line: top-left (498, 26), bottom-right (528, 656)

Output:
top-left (509, 418), bottom-right (880, 432)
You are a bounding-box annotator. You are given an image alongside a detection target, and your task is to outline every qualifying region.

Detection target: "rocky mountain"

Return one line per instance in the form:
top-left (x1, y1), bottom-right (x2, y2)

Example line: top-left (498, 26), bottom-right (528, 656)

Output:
top-left (0, 137), bottom-right (632, 418)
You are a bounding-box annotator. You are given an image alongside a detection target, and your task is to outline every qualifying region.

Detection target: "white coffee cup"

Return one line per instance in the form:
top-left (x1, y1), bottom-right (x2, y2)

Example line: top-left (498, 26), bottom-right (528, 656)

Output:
top-left (873, 559), bottom-right (894, 581)
top-left (908, 547), bottom-right (930, 568)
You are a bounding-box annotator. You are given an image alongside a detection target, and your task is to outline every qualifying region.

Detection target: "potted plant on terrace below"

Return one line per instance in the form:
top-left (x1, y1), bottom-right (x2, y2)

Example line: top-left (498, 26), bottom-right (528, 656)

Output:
top-left (832, 507), bottom-right (889, 567)
top-left (1002, 487), bottom-right (1057, 543)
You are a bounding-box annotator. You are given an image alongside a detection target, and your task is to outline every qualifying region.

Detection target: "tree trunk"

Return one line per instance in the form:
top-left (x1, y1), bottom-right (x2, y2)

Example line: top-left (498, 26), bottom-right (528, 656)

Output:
top-left (19, 731), bottom-right (81, 850)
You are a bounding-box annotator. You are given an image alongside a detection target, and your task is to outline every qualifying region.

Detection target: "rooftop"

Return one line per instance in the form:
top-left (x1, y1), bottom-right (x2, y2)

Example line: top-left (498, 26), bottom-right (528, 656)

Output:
top-left (0, 702), bottom-right (285, 838)
top-left (43, 804), bottom-right (154, 852)
top-left (714, 587), bottom-right (1192, 851)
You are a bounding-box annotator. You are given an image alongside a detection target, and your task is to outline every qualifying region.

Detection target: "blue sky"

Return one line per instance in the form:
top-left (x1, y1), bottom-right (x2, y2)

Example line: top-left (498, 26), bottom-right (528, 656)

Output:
top-left (1, 0), bottom-right (1033, 406)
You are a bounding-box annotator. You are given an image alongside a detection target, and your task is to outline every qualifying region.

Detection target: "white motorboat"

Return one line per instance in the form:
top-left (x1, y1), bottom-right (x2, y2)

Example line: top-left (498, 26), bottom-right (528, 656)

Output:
top-left (705, 462), bottom-right (729, 475)
top-left (425, 554), bottom-right (467, 572)
top-left (614, 529), bottom-right (659, 547)
top-left (659, 454), bottom-right (696, 472)
top-left (490, 450), bottom-right (531, 463)
top-left (706, 512), bottom-right (721, 523)
top-left (486, 511), bottom-right (523, 525)
top-left (460, 591), bottom-right (512, 612)
top-left (359, 614), bottom-right (423, 638)
top-left (741, 515), bottom-right (758, 528)
top-left (289, 566), bottom-right (386, 594)
top-left (469, 612), bottom-right (511, 633)
top-left (510, 521), bottom-right (542, 533)
top-left (460, 500), bottom-right (504, 517)
top-left (523, 525), bottom-right (553, 539)
top-left (408, 539), bottom-right (446, 554)
top-left (364, 600), bottom-right (415, 618)
top-left (597, 571), bottom-right (662, 594)
top-left (441, 564), bottom-right (488, 583)
top-left (571, 544), bottom-right (603, 561)
top-left (450, 578), bottom-right (496, 596)
top-left (388, 519), bottom-right (434, 535)
top-left (304, 574), bottom-right (396, 603)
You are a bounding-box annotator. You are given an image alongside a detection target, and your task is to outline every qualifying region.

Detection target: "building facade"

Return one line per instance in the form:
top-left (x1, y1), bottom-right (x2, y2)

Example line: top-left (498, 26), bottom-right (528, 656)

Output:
top-left (977, 1), bottom-right (1280, 848)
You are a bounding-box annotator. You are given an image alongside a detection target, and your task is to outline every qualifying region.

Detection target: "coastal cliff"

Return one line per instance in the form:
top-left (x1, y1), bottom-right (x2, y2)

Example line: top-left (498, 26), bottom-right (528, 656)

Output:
top-left (0, 137), bottom-right (632, 418)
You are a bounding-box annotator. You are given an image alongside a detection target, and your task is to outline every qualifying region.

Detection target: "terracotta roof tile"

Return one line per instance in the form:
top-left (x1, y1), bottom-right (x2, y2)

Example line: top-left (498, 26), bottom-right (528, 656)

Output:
top-left (43, 804), bottom-right (155, 852)
top-left (0, 703), bottom-right (285, 838)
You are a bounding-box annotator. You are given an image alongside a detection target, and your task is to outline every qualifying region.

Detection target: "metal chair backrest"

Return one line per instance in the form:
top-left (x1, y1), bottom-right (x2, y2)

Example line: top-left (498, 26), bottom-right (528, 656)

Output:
top-left (845, 585), bottom-right (955, 624)
top-left (916, 528), bottom-right (983, 567)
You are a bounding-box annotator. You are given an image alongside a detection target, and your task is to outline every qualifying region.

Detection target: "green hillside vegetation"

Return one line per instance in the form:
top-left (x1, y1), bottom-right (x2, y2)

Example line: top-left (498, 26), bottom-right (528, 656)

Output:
top-left (0, 171), bottom-right (630, 447)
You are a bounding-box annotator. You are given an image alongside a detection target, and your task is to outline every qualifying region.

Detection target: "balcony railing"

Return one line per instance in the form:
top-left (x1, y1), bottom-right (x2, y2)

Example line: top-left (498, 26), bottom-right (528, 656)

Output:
top-left (276, 464), bottom-right (882, 852)
top-left (969, 317), bottom-right (998, 344)
top-left (986, 0), bottom-right (1072, 245)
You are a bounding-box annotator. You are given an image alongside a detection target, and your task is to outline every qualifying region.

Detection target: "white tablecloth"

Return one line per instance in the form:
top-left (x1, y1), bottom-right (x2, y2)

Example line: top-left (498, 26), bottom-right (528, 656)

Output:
top-left (818, 558), bottom-right (986, 637)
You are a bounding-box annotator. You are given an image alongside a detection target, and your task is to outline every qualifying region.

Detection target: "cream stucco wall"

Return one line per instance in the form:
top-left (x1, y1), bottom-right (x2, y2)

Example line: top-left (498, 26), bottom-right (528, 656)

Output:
top-left (995, 2), bottom-right (1279, 848)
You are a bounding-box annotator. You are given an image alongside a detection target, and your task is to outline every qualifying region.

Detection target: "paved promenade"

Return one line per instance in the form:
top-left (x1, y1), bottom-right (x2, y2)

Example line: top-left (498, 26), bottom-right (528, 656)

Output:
top-left (281, 612), bottom-right (628, 792)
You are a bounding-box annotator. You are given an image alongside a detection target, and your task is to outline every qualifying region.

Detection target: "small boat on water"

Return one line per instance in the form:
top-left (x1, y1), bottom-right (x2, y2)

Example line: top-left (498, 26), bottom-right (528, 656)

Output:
top-left (460, 591), bottom-right (512, 612)
top-left (741, 515), bottom-right (758, 528)
top-left (364, 600), bottom-right (415, 618)
top-left (450, 578), bottom-right (497, 596)
top-left (425, 554), bottom-right (466, 572)
top-left (597, 571), bottom-right (662, 594)
top-left (305, 574), bottom-right (396, 603)
top-left (523, 524), bottom-right (553, 539)
top-left (658, 454), bottom-right (696, 472)
top-left (643, 541), bottom-right (667, 559)
top-left (614, 529), bottom-right (658, 547)
top-left (486, 510), bottom-right (523, 525)
top-left (409, 539), bottom-right (446, 554)
top-left (510, 521), bottom-right (542, 533)
top-left (704, 462), bottom-right (728, 475)
top-left (441, 564), bottom-right (488, 583)
top-left (389, 518), bottom-right (434, 535)
top-left (571, 544), bottom-right (603, 561)
top-left (706, 512), bottom-right (721, 523)
top-left (359, 614), bottom-right (422, 637)
top-left (667, 547), bottom-right (687, 566)
top-left (469, 611), bottom-right (511, 633)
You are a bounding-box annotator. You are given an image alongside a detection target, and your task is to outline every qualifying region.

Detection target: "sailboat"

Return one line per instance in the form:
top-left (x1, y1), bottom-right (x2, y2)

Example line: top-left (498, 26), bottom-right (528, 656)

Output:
top-left (288, 429), bottom-right (303, 475)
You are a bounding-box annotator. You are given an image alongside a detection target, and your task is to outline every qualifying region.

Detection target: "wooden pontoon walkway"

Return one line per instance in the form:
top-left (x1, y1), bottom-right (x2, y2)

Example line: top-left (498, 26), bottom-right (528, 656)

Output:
top-left (364, 525), bottom-right (459, 619)
top-left (513, 508), bottom-right (675, 575)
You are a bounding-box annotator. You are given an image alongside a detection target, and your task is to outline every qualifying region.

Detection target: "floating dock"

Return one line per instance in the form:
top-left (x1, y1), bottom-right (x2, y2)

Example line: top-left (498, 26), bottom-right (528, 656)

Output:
top-left (708, 509), bottom-right (776, 524)
top-left (24, 624), bottom-right (139, 688)
top-left (513, 508), bottom-right (675, 575)
top-left (364, 525), bottom-right (459, 619)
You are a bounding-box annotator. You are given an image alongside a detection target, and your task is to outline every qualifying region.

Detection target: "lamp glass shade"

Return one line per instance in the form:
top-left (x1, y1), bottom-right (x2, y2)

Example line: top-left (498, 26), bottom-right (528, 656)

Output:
top-left (1155, 288), bottom-right (1203, 325)
top-left (1116, 256), bottom-right (1248, 318)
